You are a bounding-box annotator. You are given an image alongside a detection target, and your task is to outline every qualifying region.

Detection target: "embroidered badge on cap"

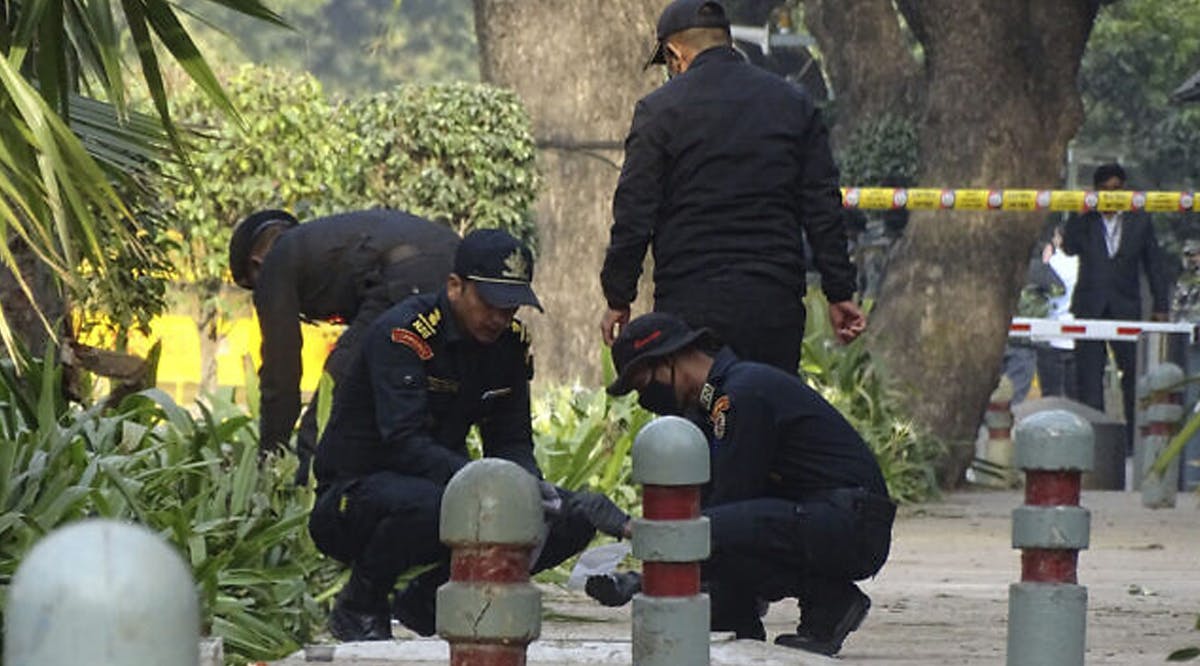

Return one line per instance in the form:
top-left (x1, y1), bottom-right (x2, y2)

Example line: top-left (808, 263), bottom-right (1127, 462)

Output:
top-left (710, 395), bottom-right (730, 440)
top-left (503, 249), bottom-right (530, 281)
top-left (391, 328), bottom-right (433, 360)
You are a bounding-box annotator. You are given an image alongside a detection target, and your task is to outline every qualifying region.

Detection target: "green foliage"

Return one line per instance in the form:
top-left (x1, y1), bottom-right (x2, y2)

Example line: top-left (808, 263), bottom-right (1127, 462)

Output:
top-left (343, 83), bottom-right (542, 243)
top-left (156, 68), bottom-right (541, 290)
top-left (0, 0), bottom-right (284, 354)
top-left (0, 346), bottom-right (337, 664)
top-left (1078, 0), bottom-right (1200, 188)
top-left (836, 113), bottom-right (920, 187)
top-left (532, 387), bottom-right (650, 514)
top-left (161, 65), bottom-right (358, 289)
top-left (801, 293), bottom-right (945, 504)
top-left (181, 0), bottom-right (479, 94)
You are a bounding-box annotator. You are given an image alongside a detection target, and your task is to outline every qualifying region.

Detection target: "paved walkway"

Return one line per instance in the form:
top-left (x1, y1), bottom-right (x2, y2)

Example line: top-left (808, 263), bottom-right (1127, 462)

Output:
top-left (274, 490), bottom-right (1200, 665)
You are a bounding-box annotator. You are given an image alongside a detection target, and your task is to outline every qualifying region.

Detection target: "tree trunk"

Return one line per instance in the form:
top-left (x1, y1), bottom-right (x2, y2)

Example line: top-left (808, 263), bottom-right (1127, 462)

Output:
top-left (474, 0), bottom-right (661, 384)
top-left (868, 1), bottom-right (1098, 484)
top-left (802, 0), bottom-right (924, 145)
top-left (0, 240), bottom-right (64, 357)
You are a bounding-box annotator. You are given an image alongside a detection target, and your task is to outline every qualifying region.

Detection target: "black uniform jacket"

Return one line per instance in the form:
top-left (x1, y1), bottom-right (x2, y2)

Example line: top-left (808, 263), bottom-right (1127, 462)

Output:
top-left (1063, 210), bottom-right (1168, 319)
top-left (313, 291), bottom-right (539, 487)
top-left (254, 210), bottom-right (459, 449)
top-left (693, 347), bottom-right (888, 507)
top-left (601, 46), bottom-right (854, 309)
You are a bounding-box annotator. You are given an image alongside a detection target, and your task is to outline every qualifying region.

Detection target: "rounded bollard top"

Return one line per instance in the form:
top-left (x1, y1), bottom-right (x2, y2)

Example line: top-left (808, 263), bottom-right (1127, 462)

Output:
top-left (1146, 363), bottom-right (1185, 392)
top-left (440, 458), bottom-right (543, 546)
top-left (631, 416), bottom-right (710, 485)
top-left (1014, 409), bottom-right (1095, 472)
top-left (5, 519), bottom-right (200, 666)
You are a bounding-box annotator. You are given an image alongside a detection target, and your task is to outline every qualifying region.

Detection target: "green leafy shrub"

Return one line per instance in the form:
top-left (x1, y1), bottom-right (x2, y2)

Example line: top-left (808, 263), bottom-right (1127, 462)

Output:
top-left (0, 347), bottom-right (337, 663)
top-left (343, 83), bottom-right (541, 244)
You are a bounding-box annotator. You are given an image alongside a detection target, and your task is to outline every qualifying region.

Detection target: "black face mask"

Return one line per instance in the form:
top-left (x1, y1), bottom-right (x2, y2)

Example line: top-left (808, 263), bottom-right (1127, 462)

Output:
top-left (637, 363), bottom-right (680, 415)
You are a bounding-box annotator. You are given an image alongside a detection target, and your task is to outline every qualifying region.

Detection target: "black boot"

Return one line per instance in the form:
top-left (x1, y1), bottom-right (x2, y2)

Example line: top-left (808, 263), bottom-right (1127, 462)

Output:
top-left (393, 576), bottom-right (439, 637)
top-left (585, 571), bottom-right (642, 607)
top-left (328, 572), bottom-right (391, 642)
top-left (775, 582), bottom-right (870, 656)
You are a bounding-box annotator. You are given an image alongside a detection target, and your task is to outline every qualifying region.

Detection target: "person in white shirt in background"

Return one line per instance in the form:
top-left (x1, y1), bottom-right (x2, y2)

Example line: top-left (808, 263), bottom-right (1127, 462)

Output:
top-left (1036, 223), bottom-right (1080, 399)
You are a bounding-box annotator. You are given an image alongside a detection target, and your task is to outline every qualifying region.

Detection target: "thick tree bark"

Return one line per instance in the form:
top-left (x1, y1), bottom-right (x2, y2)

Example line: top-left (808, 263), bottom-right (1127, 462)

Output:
top-left (0, 240), bottom-right (64, 357)
top-left (868, 1), bottom-right (1098, 484)
top-left (474, 0), bottom-right (660, 384)
top-left (802, 0), bottom-right (924, 145)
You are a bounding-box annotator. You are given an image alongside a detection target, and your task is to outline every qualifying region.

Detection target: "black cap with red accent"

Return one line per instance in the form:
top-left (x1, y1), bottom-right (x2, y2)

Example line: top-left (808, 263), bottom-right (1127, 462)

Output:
top-left (607, 312), bottom-right (712, 396)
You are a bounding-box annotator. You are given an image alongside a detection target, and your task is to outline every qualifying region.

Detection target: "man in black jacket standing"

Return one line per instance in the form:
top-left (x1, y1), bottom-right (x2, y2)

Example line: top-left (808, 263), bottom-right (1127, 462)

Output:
top-left (228, 208), bottom-right (460, 481)
top-left (600, 0), bottom-right (865, 372)
top-left (1063, 163), bottom-right (1169, 453)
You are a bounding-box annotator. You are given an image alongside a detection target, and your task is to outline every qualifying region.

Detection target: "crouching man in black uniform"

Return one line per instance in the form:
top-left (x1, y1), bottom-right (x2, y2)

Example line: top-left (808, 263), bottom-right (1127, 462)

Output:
top-left (597, 312), bottom-right (895, 656)
top-left (308, 229), bottom-right (619, 641)
top-left (228, 208), bottom-right (460, 483)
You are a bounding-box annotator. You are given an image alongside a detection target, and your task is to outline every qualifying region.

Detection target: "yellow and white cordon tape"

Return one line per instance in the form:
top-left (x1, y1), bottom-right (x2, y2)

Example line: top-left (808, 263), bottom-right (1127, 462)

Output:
top-left (841, 188), bottom-right (1197, 213)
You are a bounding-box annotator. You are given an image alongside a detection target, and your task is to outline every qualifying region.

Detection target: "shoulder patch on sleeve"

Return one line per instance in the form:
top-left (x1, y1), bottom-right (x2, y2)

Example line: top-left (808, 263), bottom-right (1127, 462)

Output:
top-left (391, 327), bottom-right (433, 360)
top-left (710, 395), bottom-right (730, 440)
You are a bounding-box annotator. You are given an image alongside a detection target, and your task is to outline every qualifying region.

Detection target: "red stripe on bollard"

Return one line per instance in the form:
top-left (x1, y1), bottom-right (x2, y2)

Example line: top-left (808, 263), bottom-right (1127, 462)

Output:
top-left (450, 546), bottom-right (530, 584)
top-left (988, 428), bottom-right (1012, 439)
top-left (643, 562), bottom-right (702, 596)
top-left (450, 643), bottom-right (528, 666)
top-left (1021, 549), bottom-right (1079, 583)
top-left (642, 485), bottom-right (700, 520)
top-left (1024, 470), bottom-right (1081, 506)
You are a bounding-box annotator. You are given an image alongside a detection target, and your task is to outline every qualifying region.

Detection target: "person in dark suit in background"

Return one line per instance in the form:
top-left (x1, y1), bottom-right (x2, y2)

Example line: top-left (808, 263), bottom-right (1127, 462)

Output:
top-left (1063, 163), bottom-right (1169, 453)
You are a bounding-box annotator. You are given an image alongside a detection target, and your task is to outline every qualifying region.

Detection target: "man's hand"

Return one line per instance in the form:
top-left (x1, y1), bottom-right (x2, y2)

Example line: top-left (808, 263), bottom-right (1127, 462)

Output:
top-left (570, 491), bottom-right (632, 538)
top-left (828, 300), bottom-right (867, 343)
top-left (600, 306), bottom-right (632, 346)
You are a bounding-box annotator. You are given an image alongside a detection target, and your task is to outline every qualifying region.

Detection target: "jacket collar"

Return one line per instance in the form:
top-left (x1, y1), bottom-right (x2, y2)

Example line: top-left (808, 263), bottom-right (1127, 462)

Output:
top-left (689, 45), bottom-right (742, 71)
top-left (436, 290), bottom-right (465, 346)
top-left (699, 346), bottom-right (738, 411)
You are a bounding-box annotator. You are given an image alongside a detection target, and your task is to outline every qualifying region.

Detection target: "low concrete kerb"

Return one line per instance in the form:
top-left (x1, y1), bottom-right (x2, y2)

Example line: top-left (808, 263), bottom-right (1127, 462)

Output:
top-left (275, 635), bottom-right (836, 665)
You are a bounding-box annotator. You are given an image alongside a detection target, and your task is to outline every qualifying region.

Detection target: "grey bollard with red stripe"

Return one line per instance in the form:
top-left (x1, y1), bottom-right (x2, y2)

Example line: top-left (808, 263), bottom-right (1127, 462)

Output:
top-left (1141, 363), bottom-right (1184, 508)
top-left (437, 458), bottom-right (543, 666)
top-left (5, 520), bottom-right (200, 666)
top-left (1006, 410), bottom-right (1093, 666)
top-left (631, 416), bottom-right (711, 666)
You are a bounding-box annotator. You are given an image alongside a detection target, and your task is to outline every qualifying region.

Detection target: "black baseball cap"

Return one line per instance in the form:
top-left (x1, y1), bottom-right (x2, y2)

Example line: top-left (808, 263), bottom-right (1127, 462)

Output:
top-left (645, 0), bottom-right (731, 69)
top-left (607, 312), bottom-right (712, 396)
top-left (454, 228), bottom-right (543, 312)
top-left (229, 209), bottom-right (298, 289)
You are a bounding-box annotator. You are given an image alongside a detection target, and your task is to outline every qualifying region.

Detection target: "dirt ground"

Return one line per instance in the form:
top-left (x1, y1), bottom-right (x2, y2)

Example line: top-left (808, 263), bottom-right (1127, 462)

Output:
top-left (534, 489), bottom-right (1200, 665)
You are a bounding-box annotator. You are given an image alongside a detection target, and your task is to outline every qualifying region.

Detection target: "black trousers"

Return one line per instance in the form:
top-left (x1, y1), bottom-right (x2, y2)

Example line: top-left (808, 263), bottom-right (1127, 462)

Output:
top-left (702, 489), bottom-right (894, 635)
top-left (1035, 345), bottom-right (1078, 400)
top-left (656, 280), bottom-right (806, 373)
top-left (1076, 338), bottom-right (1136, 454)
top-left (309, 471), bottom-right (595, 615)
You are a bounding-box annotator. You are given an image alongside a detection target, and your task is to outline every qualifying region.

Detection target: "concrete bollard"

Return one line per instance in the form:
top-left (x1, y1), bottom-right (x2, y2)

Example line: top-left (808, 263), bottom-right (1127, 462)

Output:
top-left (437, 459), bottom-right (543, 666)
top-left (1141, 363), bottom-right (1184, 508)
top-left (630, 416), bottom-right (711, 666)
top-left (982, 377), bottom-right (1017, 487)
top-left (1006, 410), bottom-right (1093, 666)
top-left (5, 519), bottom-right (200, 666)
